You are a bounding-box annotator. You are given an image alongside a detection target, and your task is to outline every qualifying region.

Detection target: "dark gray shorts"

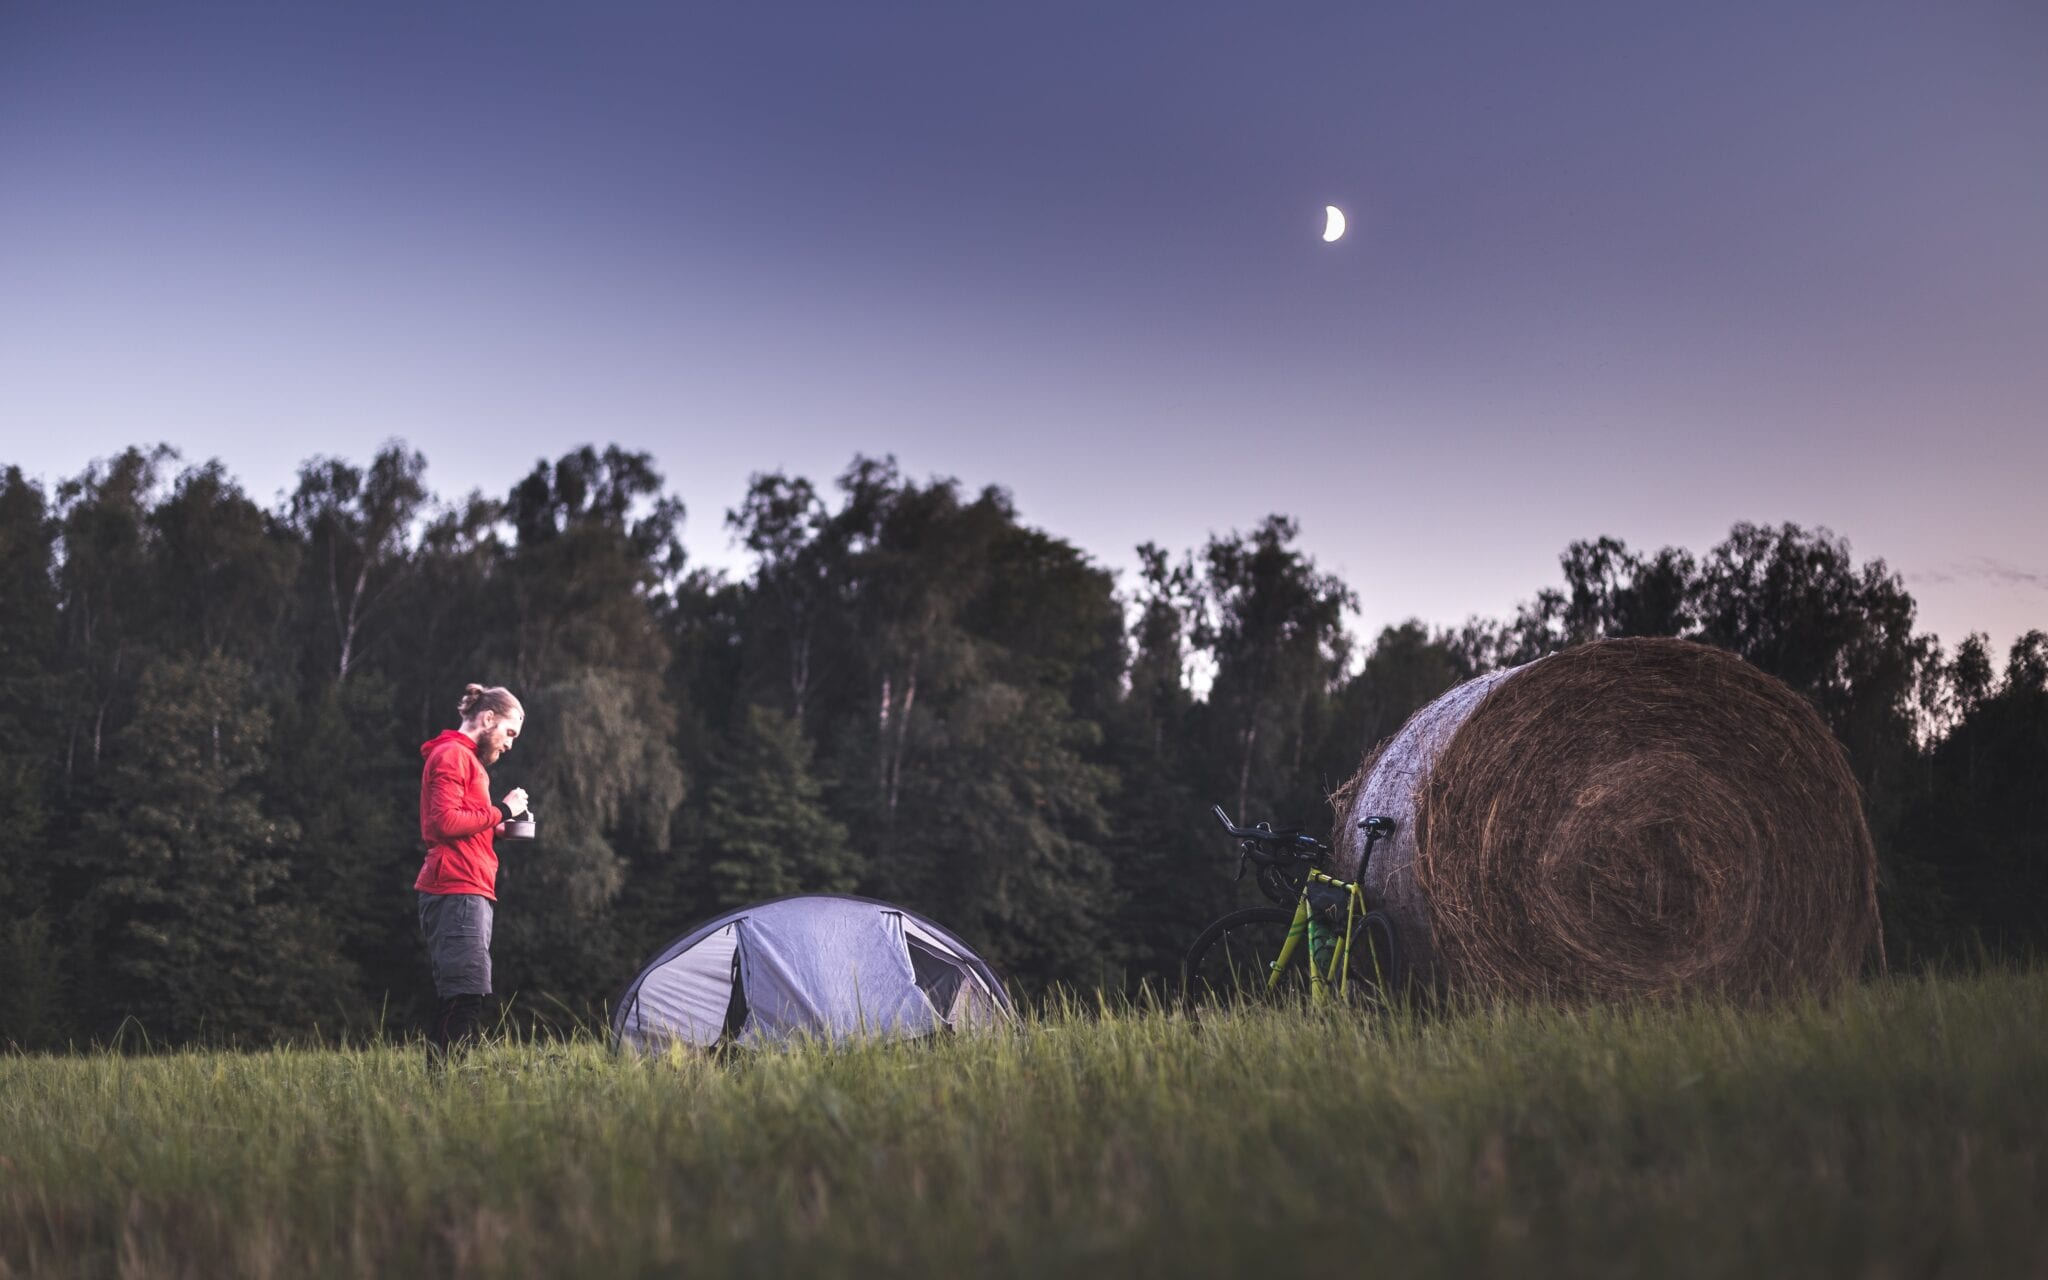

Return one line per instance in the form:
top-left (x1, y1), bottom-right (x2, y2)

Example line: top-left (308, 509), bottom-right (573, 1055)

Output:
top-left (418, 892), bottom-right (493, 997)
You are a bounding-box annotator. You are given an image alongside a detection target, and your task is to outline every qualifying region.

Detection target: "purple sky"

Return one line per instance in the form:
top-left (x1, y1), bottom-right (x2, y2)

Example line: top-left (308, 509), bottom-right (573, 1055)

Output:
top-left (3, 1), bottom-right (2044, 662)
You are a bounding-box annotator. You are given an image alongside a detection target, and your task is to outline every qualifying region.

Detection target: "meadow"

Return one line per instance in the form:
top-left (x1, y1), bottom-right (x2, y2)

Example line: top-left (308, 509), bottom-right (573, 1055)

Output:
top-left (3, 969), bottom-right (2043, 1278)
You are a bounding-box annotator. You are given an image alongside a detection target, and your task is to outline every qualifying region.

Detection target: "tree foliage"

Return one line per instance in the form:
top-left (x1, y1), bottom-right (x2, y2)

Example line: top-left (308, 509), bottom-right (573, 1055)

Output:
top-left (694, 704), bottom-right (858, 909)
top-left (70, 655), bottom-right (344, 1042)
top-left (0, 443), bottom-right (2040, 1047)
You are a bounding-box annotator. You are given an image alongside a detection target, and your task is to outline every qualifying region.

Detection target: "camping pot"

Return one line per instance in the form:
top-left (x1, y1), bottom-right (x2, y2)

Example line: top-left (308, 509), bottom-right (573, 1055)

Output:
top-left (503, 808), bottom-right (537, 841)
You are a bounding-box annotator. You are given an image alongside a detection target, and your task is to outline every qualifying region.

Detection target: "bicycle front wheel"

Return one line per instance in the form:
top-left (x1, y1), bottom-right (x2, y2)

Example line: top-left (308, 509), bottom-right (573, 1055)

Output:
top-left (1179, 907), bottom-right (1311, 1012)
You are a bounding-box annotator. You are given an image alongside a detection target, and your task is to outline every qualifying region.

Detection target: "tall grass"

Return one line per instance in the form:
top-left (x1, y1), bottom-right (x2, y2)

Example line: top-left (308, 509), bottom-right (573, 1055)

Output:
top-left (3, 968), bottom-right (2043, 1278)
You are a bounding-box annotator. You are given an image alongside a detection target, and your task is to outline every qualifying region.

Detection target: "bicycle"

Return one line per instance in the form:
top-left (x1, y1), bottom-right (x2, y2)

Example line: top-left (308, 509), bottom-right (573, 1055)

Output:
top-left (1178, 804), bottom-right (1403, 1011)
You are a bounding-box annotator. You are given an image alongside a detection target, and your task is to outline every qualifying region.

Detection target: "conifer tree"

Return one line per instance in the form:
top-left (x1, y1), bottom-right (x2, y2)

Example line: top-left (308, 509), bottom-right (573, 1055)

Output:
top-left (71, 655), bottom-right (343, 1042)
top-left (697, 704), bottom-right (858, 909)
top-left (0, 467), bottom-right (61, 911)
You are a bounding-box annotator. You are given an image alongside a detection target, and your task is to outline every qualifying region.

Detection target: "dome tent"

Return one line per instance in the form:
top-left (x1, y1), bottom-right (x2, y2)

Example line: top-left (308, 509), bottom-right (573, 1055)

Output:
top-left (612, 894), bottom-right (1013, 1053)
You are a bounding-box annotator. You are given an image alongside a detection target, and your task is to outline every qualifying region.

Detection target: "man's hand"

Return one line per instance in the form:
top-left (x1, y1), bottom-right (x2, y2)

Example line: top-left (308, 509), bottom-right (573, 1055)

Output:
top-left (502, 788), bottom-right (530, 818)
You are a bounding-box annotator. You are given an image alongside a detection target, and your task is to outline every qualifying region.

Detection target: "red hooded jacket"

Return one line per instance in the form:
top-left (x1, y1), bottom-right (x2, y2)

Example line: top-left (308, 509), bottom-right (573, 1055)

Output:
top-left (415, 730), bottom-right (506, 899)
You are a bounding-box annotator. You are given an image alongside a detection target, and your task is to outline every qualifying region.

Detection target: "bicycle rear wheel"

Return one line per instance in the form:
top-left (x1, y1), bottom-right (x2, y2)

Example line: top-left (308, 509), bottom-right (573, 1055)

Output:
top-left (1179, 907), bottom-right (1399, 1013)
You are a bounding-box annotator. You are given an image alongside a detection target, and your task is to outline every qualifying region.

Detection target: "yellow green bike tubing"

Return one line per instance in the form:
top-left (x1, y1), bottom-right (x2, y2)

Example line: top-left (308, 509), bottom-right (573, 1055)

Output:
top-left (1264, 873), bottom-right (1367, 1004)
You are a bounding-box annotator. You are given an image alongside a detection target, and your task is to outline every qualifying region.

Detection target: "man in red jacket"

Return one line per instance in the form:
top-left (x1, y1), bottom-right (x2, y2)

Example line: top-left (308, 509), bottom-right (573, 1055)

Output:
top-left (417, 682), bottom-right (530, 1064)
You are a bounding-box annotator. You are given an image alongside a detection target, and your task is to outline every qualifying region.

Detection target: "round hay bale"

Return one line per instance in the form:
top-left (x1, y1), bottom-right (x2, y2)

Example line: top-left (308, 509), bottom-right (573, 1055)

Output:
top-left (1332, 637), bottom-right (1881, 1002)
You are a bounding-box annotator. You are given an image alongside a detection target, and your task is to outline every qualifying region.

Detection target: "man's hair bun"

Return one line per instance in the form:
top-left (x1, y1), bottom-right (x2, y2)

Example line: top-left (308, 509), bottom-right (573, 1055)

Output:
top-left (457, 683), bottom-right (521, 723)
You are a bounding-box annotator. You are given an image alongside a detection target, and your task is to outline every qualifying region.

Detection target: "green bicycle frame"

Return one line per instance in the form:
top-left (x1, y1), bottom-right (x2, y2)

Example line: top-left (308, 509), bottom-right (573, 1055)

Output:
top-left (1266, 866), bottom-right (1364, 1003)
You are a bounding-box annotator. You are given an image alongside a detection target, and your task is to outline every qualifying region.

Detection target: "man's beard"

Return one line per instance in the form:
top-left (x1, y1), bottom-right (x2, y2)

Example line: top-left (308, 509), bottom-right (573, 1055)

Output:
top-left (480, 739), bottom-right (504, 765)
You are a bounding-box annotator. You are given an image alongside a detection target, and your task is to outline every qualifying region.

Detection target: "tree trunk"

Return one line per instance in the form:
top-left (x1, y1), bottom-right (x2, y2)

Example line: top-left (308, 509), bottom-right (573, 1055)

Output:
top-left (886, 655), bottom-right (919, 822)
top-left (336, 558), bottom-right (371, 683)
top-left (1236, 720), bottom-right (1257, 823)
top-left (790, 628), bottom-right (811, 722)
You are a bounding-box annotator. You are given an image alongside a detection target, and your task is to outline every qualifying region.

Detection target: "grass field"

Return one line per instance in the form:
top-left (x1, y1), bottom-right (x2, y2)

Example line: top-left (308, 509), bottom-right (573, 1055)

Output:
top-left (3, 968), bottom-right (2043, 1278)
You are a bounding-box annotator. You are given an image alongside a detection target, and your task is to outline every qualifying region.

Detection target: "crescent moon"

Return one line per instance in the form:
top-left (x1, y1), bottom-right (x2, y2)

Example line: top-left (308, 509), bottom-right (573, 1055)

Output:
top-left (1322, 205), bottom-right (1346, 243)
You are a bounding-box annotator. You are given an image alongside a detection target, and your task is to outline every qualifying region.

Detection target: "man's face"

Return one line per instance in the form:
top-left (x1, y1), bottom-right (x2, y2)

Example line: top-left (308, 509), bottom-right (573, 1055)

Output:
top-left (479, 710), bottom-right (523, 765)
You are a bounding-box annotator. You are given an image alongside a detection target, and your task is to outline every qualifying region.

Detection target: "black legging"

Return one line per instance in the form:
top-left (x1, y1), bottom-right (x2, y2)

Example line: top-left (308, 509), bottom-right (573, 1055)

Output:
top-left (427, 993), bottom-right (484, 1064)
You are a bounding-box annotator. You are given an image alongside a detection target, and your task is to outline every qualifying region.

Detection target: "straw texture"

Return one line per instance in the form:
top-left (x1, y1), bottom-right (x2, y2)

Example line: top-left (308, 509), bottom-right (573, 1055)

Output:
top-left (1334, 638), bottom-right (1881, 1002)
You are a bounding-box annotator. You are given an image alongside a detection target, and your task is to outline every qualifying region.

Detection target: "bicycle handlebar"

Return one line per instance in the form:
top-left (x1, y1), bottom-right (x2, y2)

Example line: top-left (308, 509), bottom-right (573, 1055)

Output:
top-left (1210, 804), bottom-right (1329, 860)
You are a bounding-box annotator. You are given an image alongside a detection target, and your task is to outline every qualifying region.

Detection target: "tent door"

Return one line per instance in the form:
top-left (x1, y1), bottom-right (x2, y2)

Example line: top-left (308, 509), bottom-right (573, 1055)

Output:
top-left (905, 935), bottom-right (968, 1026)
top-left (721, 943), bottom-right (748, 1040)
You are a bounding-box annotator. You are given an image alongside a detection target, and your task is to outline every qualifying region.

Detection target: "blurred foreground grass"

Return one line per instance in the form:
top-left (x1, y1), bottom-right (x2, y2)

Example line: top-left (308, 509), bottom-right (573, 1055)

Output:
top-left (2, 968), bottom-right (2044, 1278)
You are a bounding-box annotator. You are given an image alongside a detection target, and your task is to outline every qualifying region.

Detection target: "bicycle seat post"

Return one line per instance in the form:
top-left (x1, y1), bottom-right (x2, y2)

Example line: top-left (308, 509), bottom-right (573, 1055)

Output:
top-left (1359, 815), bottom-right (1398, 865)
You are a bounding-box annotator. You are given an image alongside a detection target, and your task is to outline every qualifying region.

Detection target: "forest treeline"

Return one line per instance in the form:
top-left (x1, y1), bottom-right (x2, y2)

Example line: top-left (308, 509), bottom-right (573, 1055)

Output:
top-left (0, 444), bottom-right (2042, 1047)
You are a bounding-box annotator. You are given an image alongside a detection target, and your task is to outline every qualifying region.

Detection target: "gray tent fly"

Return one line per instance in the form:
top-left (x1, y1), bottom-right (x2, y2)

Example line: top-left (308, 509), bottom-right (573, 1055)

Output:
top-left (611, 894), bottom-right (1014, 1052)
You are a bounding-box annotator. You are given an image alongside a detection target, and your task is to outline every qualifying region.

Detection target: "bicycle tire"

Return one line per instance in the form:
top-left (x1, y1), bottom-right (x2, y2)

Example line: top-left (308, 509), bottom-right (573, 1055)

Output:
top-left (1180, 907), bottom-right (1292, 1011)
top-left (1354, 909), bottom-right (1403, 998)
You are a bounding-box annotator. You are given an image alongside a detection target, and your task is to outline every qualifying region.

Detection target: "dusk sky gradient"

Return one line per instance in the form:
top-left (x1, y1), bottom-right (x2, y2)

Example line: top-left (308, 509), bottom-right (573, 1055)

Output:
top-left (4, 1), bottom-right (2045, 660)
